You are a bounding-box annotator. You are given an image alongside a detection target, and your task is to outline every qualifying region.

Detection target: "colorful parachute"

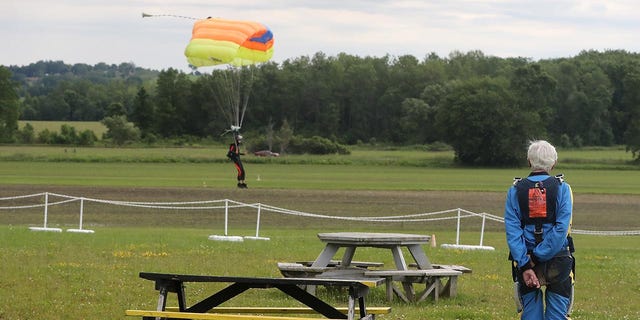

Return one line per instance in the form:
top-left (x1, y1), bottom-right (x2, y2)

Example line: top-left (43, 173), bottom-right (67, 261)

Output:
top-left (184, 17), bottom-right (274, 67)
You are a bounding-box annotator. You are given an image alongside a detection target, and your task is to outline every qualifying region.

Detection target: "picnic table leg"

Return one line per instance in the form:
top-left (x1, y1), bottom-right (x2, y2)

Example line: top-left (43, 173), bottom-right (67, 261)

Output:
top-left (156, 286), bottom-right (168, 312)
top-left (357, 289), bottom-right (367, 320)
top-left (276, 284), bottom-right (347, 319)
top-left (385, 277), bottom-right (394, 302)
top-left (407, 244), bottom-right (432, 269)
top-left (311, 244), bottom-right (340, 267)
top-left (390, 246), bottom-right (415, 301)
top-left (342, 246), bottom-right (356, 266)
top-left (389, 246), bottom-right (408, 270)
top-left (186, 283), bottom-right (250, 313)
top-left (308, 244), bottom-right (341, 295)
top-left (347, 287), bottom-right (356, 320)
top-left (153, 279), bottom-right (186, 312)
top-left (440, 275), bottom-right (458, 297)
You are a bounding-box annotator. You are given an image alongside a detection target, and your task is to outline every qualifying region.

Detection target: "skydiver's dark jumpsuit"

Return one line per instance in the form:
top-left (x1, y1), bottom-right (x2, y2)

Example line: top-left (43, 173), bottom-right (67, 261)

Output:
top-left (227, 142), bottom-right (246, 187)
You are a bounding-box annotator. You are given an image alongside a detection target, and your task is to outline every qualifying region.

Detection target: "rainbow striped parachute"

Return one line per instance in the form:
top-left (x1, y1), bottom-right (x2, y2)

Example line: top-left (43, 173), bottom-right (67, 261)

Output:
top-left (184, 17), bottom-right (274, 67)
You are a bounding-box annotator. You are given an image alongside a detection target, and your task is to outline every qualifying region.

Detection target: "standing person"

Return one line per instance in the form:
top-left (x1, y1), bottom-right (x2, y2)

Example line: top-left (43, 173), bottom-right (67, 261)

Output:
top-left (505, 140), bottom-right (575, 320)
top-left (227, 133), bottom-right (247, 189)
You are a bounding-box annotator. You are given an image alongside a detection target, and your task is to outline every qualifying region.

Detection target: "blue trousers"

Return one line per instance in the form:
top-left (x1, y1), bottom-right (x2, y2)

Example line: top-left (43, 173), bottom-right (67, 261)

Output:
top-left (518, 255), bottom-right (573, 320)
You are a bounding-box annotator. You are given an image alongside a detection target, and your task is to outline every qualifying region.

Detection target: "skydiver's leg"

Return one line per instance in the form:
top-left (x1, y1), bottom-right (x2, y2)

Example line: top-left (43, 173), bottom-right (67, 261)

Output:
top-left (520, 290), bottom-right (544, 320)
top-left (543, 256), bottom-right (573, 319)
top-left (237, 160), bottom-right (245, 181)
top-left (517, 269), bottom-right (544, 320)
top-left (234, 159), bottom-right (247, 188)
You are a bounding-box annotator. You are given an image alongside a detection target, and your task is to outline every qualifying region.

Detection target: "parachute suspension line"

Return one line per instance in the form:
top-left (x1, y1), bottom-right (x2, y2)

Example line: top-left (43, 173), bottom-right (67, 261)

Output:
top-left (228, 69), bottom-right (242, 129)
top-left (217, 67), bottom-right (254, 132)
top-left (211, 71), bottom-right (235, 131)
top-left (238, 67), bottom-right (254, 129)
top-left (141, 12), bottom-right (198, 20)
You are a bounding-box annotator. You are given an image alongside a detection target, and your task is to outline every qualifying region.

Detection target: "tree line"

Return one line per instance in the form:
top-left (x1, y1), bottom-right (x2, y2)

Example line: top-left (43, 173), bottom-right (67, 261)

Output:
top-left (2, 49), bottom-right (640, 165)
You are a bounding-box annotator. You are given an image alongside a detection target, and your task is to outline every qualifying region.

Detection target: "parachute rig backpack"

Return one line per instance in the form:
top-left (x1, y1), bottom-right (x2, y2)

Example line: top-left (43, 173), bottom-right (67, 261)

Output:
top-left (515, 172), bottom-right (563, 244)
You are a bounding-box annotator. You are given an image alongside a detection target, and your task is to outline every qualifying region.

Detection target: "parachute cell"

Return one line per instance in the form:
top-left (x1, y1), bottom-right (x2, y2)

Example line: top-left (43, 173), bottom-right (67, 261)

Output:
top-left (184, 18), bottom-right (274, 67)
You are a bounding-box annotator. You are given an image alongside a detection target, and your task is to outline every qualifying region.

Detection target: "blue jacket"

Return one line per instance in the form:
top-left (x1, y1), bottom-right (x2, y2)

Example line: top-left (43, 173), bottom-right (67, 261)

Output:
top-left (505, 173), bottom-right (573, 268)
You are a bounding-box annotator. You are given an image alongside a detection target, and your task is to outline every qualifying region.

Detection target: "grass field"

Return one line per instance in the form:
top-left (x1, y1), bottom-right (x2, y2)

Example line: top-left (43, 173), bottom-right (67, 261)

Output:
top-left (1, 146), bottom-right (639, 193)
top-left (1, 145), bottom-right (639, 319)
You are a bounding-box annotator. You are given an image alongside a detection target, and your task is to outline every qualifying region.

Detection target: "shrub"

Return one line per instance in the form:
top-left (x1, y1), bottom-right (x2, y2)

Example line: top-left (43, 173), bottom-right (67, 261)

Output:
top-left (18, 123), bottom-right (35, 143)
top-left (289, 136), bottom-right (350, 155)
top-left (101, 115), bottom-right (140, 146)
top-left (77, 130), bottom-right (97, 146)
top-left (37, 129), bottom-right (54, 144)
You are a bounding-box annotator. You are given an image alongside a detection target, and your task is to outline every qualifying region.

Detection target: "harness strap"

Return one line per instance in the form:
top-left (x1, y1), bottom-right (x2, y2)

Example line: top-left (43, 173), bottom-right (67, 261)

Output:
top-left (534, 222), bottom-right (544, 244)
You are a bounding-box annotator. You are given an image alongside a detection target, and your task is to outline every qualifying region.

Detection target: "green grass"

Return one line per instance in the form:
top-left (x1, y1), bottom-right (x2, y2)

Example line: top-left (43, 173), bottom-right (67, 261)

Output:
top-left (1, 160), bottom-right (640, 194)
top-left (1, 144), bottom-right (637, 168)
top-left (0, 145), bottom-right (639, 194)
top-left (1, 227), bottom-right (638, 319)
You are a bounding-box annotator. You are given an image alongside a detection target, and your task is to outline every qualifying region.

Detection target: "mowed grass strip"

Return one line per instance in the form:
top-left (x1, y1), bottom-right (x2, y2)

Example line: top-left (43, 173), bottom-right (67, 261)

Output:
top-left (2, 160), bottom-right (640, 194)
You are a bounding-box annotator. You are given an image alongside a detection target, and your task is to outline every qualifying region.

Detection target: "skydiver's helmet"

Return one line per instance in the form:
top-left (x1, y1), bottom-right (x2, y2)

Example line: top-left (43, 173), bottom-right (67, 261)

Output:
top-left (235, 135), bottom-right (243, 144)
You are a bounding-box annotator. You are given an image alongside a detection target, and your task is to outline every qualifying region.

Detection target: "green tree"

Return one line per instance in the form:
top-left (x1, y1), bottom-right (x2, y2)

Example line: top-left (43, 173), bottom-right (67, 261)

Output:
top-left (622, 64), bottom-right (640, 161)
top-left (154, 69), bottom-right (190, 137)
top-left (277, 119), bottom-right (293, 154)
top-left (105, 102), bottom-right (127, 117)
top-left (130, 87), bottom-right (155, 136)
top-left (436, 77), bottom-right (536, 166)
top-left (18, 123), bottom-right (35, 143)
top-left (77, 130), bottom-right (97, 146)
top-left (63, 89), bottom-right (80, 120)
top-left (0, 66), bottom-right (19, 142)
top-left (101, 115), bottom-right (140, 146)
top-left (56, 124), bottom-right (78, 144)
top-left (397, 98), bottom-right (436, 144)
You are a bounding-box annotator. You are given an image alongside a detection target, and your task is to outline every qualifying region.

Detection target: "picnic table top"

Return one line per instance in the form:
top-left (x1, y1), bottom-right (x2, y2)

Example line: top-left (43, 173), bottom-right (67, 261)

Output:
top-left (139, 272), bottom-right (384, 288)
top-left (317, 232), bottom-right (431, 245)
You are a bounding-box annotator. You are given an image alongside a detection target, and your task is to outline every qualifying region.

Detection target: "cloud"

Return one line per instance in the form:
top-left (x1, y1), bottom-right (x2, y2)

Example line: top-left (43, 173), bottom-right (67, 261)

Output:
top-left (1, 0), bottom-right (639, 70)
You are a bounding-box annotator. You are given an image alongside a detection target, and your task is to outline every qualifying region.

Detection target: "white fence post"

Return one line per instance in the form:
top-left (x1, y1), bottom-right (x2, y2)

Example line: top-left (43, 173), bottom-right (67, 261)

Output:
top-left (67, 197), bottom-right (95, 233)
top-left (244, 203), bottom-right (270, 241)
top-left (455, 208), bottom-right (461, 245)
top-left (479, 213), bottom-right (486, 246)
top-left (29, 192), bottom-right (62, 232)
top-left (208, 199), bottom-right (243, 242)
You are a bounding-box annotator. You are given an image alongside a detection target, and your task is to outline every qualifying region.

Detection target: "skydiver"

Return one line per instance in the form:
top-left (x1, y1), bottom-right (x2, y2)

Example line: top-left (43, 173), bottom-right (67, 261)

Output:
top-left (227, 134), bottom-right (247, 188)
top-left (505, 140), bottom-right (575, 319)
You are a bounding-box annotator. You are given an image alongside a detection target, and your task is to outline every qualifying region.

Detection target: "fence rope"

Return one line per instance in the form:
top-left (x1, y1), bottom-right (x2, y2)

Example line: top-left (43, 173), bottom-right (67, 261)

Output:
top-left (1, 192), bottom-right (638, 236)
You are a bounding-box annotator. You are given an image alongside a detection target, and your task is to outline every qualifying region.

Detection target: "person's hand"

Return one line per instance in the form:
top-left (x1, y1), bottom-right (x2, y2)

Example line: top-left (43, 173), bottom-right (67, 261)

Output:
top-left (522, 269), bottom-right (540, 288)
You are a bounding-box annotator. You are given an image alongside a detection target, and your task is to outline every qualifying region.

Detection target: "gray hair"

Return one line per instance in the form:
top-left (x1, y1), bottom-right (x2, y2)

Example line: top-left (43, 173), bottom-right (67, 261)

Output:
top-left (527, 140), bottom-right (557, 172)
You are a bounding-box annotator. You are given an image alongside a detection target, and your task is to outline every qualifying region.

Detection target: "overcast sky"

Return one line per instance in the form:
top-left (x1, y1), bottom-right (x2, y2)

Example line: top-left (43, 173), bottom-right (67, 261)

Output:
top-left (2, 1), bottom-right (639, 72)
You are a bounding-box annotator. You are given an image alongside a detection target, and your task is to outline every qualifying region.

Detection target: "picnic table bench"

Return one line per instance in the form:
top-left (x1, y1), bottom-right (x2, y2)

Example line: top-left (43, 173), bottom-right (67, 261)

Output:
top-left (409, 263), bottom-right (473, 274)
top-left (364, 269), bottom-right (462, 302)
top-left (277, 260), bottom-right (384, 278)
top-left (126, 272), bottom-right (389, 320)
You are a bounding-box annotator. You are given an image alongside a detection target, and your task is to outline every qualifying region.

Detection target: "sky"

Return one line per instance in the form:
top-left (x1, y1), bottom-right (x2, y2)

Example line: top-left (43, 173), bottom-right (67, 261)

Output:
top-left (2, 0), bottom-right (640, 72)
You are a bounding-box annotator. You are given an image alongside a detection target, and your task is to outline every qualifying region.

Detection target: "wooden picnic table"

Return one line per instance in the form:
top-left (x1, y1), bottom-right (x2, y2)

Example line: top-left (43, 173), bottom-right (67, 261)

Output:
top-left (308, 232), bottom-right (463, 302)
top-left (126, 272), bottom-right (386, 320)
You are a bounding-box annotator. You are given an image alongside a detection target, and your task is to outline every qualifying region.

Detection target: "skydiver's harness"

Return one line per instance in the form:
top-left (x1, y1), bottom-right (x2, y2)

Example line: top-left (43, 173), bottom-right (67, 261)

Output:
top-left (509, 172), bottom-right (575, 282)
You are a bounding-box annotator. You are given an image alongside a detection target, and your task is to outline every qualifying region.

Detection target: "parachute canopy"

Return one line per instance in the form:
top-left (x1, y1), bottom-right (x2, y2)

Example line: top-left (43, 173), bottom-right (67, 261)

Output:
top-left (184, 18), bottom-right (274, 67)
